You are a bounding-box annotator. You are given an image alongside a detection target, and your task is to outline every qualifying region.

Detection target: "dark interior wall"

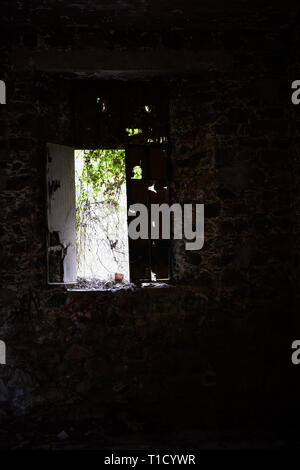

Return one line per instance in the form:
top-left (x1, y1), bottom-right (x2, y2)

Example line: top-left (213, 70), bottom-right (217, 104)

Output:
top-left (0, 1), bottom-right (298, 435)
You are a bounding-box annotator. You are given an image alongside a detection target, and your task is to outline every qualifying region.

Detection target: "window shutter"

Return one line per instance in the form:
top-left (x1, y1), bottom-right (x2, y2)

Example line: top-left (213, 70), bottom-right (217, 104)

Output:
top-left (46, 143), bottom-right (77, 284)
top-left (125, 145), bottom-right (170, 283)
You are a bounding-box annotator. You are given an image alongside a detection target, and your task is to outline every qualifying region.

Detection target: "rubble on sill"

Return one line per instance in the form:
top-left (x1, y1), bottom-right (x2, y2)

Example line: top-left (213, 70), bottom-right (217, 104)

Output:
top-left (67, 277), bottom-right (135, 292)
top-left (67, 277), bottom-right (170, 292)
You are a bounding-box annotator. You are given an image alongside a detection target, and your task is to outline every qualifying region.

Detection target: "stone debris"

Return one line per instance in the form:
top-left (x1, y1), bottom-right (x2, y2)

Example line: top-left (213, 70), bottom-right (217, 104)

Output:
top-left (68, 277), bottom-right (135, 292)
top-left (68, 278), bottom-right (169, 291)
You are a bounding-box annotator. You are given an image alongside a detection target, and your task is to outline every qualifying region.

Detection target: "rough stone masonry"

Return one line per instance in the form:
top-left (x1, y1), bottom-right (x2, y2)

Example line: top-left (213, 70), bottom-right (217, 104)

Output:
top-left (0, 0), bottom-right (299, 446)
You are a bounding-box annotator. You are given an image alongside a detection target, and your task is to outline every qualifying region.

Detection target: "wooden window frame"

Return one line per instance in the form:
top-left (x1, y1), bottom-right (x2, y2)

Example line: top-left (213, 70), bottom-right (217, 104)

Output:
top-left (46, 81), bottom-right (170, 286)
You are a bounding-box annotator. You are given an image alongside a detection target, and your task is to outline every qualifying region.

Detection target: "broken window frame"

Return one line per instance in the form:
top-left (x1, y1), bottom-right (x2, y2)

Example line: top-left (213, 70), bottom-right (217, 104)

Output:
top-left (46, 81), bottom-right (171, 286)
top-left (125, 144), bottom-right (171, 283)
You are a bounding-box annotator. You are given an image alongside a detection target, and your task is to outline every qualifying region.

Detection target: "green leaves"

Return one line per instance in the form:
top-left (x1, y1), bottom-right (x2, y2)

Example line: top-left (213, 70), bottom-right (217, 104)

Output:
top-left (75, 148), bottom-right (126, 244)
top-left (77, 148), bottom-right (126, 207)
top-left (132, 165), bottom-right (142, 179)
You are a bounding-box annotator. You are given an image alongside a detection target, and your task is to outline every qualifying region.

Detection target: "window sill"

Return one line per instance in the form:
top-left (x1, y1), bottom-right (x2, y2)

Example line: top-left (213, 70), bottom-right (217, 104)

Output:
top-left (65, 278), bottom-right (171, 293)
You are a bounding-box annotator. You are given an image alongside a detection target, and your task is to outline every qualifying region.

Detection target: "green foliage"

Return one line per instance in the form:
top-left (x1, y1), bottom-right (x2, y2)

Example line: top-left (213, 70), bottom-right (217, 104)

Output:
top-left (132, 165), bottom-right (142, 179)
top-left (125, 128), bottom-right (143, 136)
top-left (75, 148), bottom-right (126, 231)
top-left (77, 148), bottom-right (125, 202)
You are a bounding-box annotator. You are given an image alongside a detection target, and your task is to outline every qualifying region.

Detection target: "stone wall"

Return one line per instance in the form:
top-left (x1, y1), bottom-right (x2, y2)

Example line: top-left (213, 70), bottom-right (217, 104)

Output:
top-left (0, 1), bottom-right (298, 436)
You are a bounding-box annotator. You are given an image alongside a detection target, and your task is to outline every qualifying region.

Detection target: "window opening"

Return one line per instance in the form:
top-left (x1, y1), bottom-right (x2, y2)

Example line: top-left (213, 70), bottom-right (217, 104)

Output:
top-left (75, 148), bottom-right (129, 282)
